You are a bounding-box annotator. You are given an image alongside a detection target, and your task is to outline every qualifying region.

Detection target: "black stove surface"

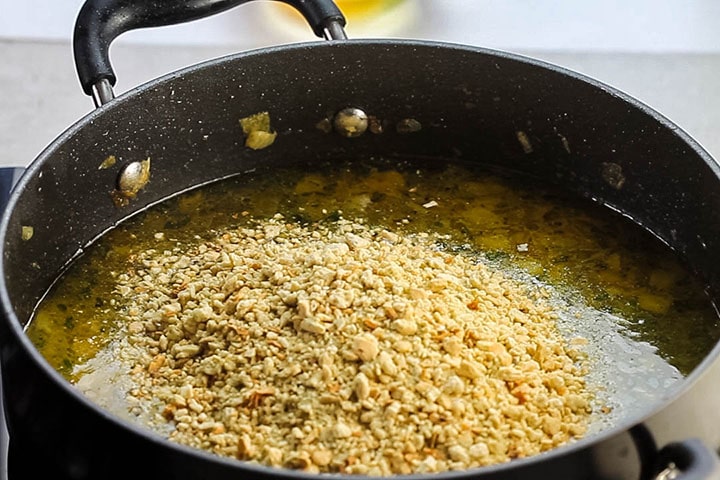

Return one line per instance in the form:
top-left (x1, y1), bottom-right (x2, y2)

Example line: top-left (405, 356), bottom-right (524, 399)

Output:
top-left (0, 167), bottom-right (73, 479)
top-left (0, 368), bottom-right (7, 480)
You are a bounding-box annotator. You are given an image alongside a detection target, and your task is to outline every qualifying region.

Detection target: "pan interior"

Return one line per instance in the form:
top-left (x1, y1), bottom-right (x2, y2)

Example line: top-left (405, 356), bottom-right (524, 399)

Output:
top-left (24, 155), bottom-right (719, 473)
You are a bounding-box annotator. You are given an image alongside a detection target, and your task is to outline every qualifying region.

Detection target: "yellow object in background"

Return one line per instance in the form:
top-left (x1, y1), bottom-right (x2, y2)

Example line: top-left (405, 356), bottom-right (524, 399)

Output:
top-left (267, 0), bottom-right (419, 39)
top-left (334, 0), bottom-right (406, 21)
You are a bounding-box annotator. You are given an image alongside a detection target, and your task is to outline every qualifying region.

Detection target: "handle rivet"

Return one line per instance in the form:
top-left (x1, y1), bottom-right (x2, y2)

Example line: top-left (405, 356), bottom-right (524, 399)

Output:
top-left (117, 158), bottom-right (151, 197)
top-left (333, 107), bottom-right (369, 138)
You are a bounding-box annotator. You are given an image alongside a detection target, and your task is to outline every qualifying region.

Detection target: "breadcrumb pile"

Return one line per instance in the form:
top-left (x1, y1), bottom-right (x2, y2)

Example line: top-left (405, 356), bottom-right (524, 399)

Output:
top-left (115, 215), bottom-right (592, 475)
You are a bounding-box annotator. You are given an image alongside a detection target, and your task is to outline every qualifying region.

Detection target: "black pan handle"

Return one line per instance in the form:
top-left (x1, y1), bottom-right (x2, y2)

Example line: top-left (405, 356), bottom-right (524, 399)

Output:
top-left (655, 438), bottom-right (720, 480)
top-left (73, 0), bottom-right (347, 106)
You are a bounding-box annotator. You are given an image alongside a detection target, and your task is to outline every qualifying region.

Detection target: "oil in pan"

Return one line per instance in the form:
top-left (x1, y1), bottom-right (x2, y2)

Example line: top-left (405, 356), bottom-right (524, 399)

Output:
top-left (26, 157), bottom-right (719, 475)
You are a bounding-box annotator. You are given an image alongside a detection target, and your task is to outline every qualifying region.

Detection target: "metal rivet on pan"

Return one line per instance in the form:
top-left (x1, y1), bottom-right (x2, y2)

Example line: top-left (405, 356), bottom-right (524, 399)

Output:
top-left (117, 158), bottom-right (151, 197)
top-left (333, 107), bottom-right (368, 138)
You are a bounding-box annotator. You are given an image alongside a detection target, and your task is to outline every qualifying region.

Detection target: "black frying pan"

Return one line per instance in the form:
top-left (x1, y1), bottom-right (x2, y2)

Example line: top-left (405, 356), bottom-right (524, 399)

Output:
top-left (1, 1), bottom-right (720, 479)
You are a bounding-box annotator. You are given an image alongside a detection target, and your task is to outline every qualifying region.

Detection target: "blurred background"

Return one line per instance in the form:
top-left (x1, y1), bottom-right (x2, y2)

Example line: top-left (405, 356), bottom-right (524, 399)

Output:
top-left (3, 0), bottom-right (720, 52)
top-left (2, 0), bottom-right (720, 166)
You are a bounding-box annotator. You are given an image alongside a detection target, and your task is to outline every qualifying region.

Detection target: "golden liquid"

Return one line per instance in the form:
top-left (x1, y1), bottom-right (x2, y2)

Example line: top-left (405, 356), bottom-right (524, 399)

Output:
top-left (28, 158), bottom-right (720, 379)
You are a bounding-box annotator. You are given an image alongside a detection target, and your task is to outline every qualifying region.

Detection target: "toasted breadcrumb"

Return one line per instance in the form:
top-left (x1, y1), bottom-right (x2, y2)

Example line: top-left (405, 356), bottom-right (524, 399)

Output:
top-left (115, 215), bottom-right (591, 475)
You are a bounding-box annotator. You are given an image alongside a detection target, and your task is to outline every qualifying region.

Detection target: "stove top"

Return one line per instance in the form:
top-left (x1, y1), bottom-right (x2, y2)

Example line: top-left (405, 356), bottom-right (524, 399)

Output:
top-left (1, 370), bottom-right (7, 480)
top-left (0, 167), bottom-right (71, 479)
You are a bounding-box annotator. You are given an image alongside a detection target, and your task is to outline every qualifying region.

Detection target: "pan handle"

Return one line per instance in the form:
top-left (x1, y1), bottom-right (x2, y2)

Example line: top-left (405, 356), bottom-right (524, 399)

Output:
top-left (655, 439), bottom-right (720, 480)
top-left (73, 0), bottom-right (347, 107)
